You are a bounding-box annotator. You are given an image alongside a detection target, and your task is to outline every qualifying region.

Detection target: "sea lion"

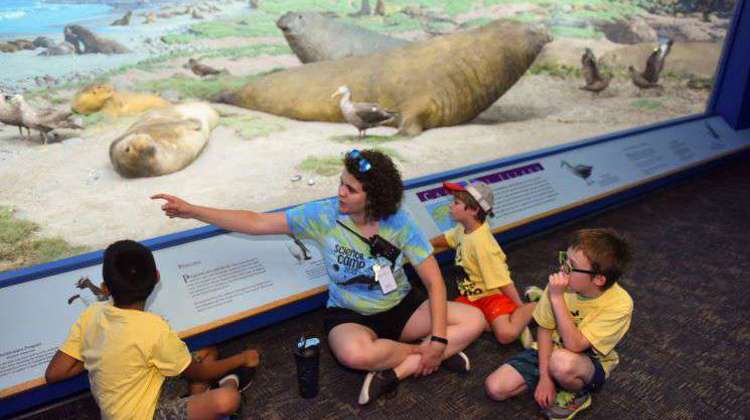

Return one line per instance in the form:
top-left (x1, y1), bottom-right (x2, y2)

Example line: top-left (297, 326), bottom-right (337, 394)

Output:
top-left (109, 102), bottom-right (219, 178)
top-left (64, 24), bottom-right (130, 54)
top-left (72, 84), bottom-right (170, 116)
top-left (276, 11), bottom-right (408, 63)
top-left (218, 19), bottom-right (550, 135)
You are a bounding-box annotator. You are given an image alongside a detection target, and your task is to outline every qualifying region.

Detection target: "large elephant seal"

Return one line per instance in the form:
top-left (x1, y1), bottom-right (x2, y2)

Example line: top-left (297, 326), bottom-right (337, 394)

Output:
top-left (64, 24), bottom-right (130, 54)
top-left (218, 19), bottom-right (550, 135)
top-left (109, 102), bottom-right (219, 178)
top-left (276, 11), bottom-right (409, 63)
top-left (72, 84), bottom-right (170, 116)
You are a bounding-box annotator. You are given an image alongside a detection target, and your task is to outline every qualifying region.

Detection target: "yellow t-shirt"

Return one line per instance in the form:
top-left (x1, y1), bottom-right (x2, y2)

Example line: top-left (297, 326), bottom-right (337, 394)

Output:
top-left (533, 282), bottom-right (633, 376)
top-left (60, 302), bottom-right (192, 420)
top-left (445, 222), bottom-right (513, 301)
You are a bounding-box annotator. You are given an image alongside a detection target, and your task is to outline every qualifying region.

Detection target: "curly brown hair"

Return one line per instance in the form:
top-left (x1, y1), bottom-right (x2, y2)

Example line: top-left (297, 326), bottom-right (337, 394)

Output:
top-left (343, 149), bottom-right (403, 221)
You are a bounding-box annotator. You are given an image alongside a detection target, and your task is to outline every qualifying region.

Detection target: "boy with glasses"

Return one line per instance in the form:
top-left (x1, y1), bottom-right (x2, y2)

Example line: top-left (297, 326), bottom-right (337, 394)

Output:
top-left (484, 228), bottom-right (633, 420)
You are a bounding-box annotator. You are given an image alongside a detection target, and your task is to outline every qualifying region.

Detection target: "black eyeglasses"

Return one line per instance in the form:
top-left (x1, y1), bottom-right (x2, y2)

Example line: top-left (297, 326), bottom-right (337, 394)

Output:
top-left (559, 251), bottom-right (598, 276)
top-left (347, 149), bottom-right (372, 173)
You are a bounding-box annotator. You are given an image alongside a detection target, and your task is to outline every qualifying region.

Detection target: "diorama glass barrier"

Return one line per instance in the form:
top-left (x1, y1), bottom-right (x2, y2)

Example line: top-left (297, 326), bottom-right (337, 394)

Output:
top-left (0, 0), bottom-right (740, 274)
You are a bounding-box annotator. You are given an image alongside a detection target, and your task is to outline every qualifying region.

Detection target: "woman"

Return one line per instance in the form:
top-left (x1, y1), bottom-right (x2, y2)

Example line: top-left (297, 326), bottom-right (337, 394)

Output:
top-left (152, 149), bottom-right (484, 405)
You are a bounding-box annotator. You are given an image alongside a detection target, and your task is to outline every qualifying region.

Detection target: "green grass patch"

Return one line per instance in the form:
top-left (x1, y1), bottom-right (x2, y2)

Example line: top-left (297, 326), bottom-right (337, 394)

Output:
top-left (221, 115), bottom-right (286, 138)
top-left (0, 207), bottom-right (88, 273)
top-left (297, 155), bottom-right (344, 177)
top-left (330, 133), bottom-right (405, 144)
top-left (80, 112), bottom-right (109, 128)
top-left (550, 25), bottom-right (603, 39)
top-left (138, 74), bottom-right (254, 100)
top-left (460, 16), bottom-right (494, 28)
top-left (529, 62), bottom-right (580, 78)
top-left (631, 99), bottom-right (662, 110)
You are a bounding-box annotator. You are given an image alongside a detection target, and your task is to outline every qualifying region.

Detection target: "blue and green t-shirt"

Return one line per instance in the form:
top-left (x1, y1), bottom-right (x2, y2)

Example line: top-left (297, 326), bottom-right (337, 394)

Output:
top-left (285, 198), bottom-right (433, 315)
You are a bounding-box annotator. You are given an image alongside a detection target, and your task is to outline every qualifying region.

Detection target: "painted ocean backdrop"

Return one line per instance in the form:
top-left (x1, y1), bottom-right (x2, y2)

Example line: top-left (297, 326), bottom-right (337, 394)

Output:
top-left (0, 0), bottom-right (245, 90)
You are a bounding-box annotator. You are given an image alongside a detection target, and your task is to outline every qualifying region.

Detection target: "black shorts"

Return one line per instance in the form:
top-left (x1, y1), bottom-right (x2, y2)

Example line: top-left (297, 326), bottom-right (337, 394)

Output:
top-left (505, 348), bottom-right (607, 394)
top-left (323, 287), bottom-right (426, 341)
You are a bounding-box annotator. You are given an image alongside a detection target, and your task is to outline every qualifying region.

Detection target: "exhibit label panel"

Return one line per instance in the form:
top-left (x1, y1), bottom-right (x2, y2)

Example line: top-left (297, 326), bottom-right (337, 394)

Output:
top-left (0, 233), bottom-right (327, 397)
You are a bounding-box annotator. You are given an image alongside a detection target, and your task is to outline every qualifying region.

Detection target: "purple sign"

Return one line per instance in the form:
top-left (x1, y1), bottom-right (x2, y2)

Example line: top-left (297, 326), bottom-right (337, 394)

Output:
top-left (416, 162), bottom-right (545, 202)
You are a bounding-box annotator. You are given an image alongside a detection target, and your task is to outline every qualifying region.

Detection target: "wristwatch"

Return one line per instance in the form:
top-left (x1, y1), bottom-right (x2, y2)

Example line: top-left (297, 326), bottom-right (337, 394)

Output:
top-left (430, 335), bottom-right (448, 345)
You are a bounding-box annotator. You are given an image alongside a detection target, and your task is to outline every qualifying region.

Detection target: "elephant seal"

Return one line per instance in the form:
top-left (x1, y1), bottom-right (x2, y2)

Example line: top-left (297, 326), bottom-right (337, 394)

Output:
top-left (72, 84), bottom-right (170, 116)
top-left (218, 19), bottom-right (550, 135)
top-left (276, 11), bottom-right (409, 63)
top-left (109, 102), bottom-right (219, 178)
top-left (64, 24), bottom-right (130, 54)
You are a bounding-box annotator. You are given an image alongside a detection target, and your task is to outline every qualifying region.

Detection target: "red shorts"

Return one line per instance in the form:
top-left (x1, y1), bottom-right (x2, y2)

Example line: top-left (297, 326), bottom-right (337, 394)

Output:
top-left (455, 293), bottom-right (518, 323)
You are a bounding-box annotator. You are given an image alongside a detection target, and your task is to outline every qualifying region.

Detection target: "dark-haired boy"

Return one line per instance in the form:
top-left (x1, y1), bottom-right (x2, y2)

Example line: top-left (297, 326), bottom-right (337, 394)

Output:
top-left (485, 228), bottom-right (633, 420)
top-left (45, 240), bottom-right (259, 420)
top-left (431, 181), bottom-right (536, 347)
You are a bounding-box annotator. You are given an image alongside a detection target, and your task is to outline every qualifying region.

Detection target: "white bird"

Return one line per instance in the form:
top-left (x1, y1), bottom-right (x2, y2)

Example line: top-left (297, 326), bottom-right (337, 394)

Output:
top-left (331, 85), bottom-right (398, 138)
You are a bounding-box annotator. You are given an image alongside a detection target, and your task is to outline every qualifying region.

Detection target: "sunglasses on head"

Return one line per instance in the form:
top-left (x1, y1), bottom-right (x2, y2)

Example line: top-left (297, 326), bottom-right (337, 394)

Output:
top-left (558, 251), bottom-right (598, 276)
top-left (347, 149), bottom-right (372, 173)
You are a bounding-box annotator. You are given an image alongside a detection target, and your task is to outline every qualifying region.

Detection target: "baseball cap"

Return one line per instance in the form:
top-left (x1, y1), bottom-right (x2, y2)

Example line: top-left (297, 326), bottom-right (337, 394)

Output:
top-left (443, 181), bottom-right (494, 215)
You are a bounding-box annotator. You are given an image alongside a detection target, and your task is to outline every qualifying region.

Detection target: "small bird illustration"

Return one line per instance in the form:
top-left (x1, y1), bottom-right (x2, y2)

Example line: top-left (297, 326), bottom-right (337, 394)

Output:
top-left (580, 48), bottom-right (610, 96)
top-left (561, 160), bottom-right (594, 185)
top-left (186, 58), bottom-right (224, 77)
top-left (331, 85), bottom-right (398, 138)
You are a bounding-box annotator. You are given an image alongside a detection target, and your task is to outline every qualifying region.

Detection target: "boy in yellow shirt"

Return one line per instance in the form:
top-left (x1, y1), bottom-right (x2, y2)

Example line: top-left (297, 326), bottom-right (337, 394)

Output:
top-left (485, 228), bottom-right (633, 420)
top-left (431, 181), bottom-right (536, 347)
top-left (45, 240), bottom-right (260, 420)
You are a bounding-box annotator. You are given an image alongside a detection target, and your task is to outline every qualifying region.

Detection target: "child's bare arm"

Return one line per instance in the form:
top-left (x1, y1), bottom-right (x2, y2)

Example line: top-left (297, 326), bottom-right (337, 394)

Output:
top-left (548, 272), bottom-right (591, 352)
top-left (45, 350), bottom-right (85, 383)
top-left (430, 235), bottom-right (450, 251)
top-left (499, 283), bottom-right (524, 306)
top-left (535, 327), bottom-right (556, 408)
top-left (182, 349), bottom-right (259, 383)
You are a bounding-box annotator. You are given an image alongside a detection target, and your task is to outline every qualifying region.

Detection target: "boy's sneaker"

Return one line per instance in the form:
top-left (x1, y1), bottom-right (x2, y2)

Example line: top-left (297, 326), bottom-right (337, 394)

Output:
top-left (441, 351), bottom-right (471, 373)
top-left (218, 366), bottom-right (256, 393)
top-left (524, 285), bottom-right (544, 303)
top-left (519, 326), bottom-right (535, 349)
top-left (358, 369), bottom-right (399, 405)
top-left (543, 390), bottom-right (592, 420)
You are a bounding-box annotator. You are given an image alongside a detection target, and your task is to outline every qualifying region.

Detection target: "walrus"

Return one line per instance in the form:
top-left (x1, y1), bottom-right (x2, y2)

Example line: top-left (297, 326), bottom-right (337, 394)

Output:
top-left (72, 84), bottom-right (170, 116)
top-left (109, 102), bottom-right (219, 178)
top-left (217, 19), bottom-right (550, 135)
top-left (276, 11), bottom-right (409, 63)
top-left (64, 24), bottom-right (130, 54)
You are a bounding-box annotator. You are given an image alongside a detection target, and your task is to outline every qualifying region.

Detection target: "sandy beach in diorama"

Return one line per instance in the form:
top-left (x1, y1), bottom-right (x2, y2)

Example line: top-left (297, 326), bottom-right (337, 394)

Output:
top-left (0, 0), bottom-right (732, 272)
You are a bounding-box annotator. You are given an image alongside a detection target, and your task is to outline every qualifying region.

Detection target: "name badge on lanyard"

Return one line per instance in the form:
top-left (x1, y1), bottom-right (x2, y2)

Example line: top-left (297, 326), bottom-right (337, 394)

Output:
top-left (373, 264), bottom-right (397, 294)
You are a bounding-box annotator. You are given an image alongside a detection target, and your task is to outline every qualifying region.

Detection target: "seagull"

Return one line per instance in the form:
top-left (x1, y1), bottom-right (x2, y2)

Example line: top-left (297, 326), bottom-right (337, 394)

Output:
top-left (580, 48), bottom-right (610, 96)
top-left (9, 95), bottom-right (82, 144)
top-left (0, 94), bottom-right (30, 139)
top-left (186, 58), bottom-right (223, 77)
top-left (331, 85), bottom-right (398, 138)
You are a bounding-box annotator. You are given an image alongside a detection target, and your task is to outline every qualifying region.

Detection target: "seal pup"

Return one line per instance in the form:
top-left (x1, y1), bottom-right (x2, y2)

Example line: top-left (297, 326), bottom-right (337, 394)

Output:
top-left (72, 84), bottom-right (170, 116)
top-left (109, 102), bottom-right (219, 177)
top-left (580, 48), bottom-right (610, 96)
top-left (331, 85), bottom-right (397, 138)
